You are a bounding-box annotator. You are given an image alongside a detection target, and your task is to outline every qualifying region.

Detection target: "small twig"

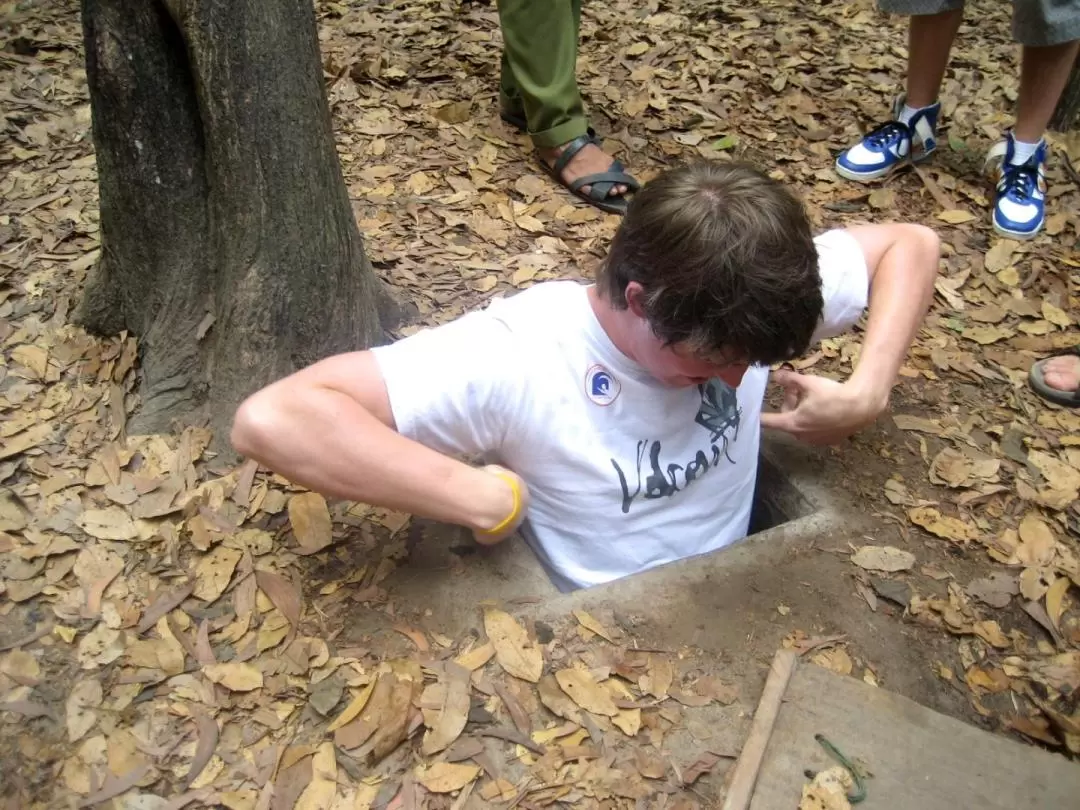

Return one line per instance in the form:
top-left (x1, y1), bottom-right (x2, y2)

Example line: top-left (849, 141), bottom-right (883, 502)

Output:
top-left (505, 777), bottom-right (536, 809)
top-left (478, 726), bottom-right (546, 755)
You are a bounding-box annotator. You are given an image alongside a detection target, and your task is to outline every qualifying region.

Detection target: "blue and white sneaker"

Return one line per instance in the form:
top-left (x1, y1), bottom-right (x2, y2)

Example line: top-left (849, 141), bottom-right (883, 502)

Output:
top-left (985, 132), bottom-right (1047, 240)
top-left (835, 97), bottom-right (941, 182)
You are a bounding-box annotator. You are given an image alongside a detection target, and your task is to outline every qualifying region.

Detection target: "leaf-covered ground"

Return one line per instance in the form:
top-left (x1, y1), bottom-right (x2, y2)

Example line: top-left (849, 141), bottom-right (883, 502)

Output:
top-left (1, 0), bottom-right (1078, 807)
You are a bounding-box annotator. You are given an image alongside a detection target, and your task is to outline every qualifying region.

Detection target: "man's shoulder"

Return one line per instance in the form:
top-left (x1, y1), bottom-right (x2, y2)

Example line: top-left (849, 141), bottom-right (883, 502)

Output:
top-left (812, 227), bottom-right (860, 256)
top-left (375, 280), bottom-right (587, 362)
top-left (486, 280), bottom-right (588, 319)
top-left (479, 280), bottom-right (590, 338)
top-left (812, 228), bottom-right (869, 284)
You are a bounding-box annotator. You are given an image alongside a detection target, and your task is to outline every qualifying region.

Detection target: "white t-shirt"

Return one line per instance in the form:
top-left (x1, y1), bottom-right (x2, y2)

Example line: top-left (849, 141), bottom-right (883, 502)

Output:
top-left (371, 229), bottom-right (869, 590)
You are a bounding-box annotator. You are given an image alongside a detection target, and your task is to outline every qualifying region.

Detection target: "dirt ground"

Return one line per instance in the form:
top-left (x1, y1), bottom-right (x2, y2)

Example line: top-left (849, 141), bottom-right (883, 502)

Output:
top-left (1, 0), bottom-right (1079, 807)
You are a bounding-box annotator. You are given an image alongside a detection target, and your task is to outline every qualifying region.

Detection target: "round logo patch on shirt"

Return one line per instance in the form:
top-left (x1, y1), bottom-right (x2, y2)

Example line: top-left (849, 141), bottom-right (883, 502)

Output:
top-left (585, 364), bottom-right (621, 406)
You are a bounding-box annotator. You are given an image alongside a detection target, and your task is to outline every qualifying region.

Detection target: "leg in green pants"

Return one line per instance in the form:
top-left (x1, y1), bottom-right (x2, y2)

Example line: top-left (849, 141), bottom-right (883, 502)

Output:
top-left (496, 0), bottom-right (639, 213)
top-left (497, 0), bottom-right (587, 149)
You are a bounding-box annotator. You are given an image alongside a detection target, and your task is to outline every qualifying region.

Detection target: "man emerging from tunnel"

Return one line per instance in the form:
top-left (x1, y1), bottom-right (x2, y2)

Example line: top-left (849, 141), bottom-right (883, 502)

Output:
top-left (231, 164), bottom-right (940, 591)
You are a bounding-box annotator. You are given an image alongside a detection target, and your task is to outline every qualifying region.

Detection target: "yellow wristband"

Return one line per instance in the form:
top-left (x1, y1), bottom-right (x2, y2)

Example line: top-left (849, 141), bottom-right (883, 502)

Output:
top-left (477, 470), bottom-right (522, 536)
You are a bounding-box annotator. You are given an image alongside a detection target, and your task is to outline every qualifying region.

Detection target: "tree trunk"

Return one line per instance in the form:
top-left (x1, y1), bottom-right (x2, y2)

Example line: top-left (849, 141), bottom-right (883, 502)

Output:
top-left (1050, 54), bottom-right (1079, 132)
top-left (79, 0), bottom-right (398, 447)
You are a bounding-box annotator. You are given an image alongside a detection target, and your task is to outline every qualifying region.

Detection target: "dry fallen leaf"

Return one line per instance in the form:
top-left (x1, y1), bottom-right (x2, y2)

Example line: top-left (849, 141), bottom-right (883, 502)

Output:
top-left (573, 609), bottom-right (615, 642)
top-left (65, 678), bottom-right (102, 742)
top-left (966, 573), bottom-right (1018, 608)
top-left (77, 624), bottom-right (125, 670)
top-left (434, 100), bottom-right (471, 124)
top-left (892, 414), bottom-right (942, 434)
top-left (76, 507), bottom-right (137, 541)
top-left (454, 640), bottom-right (495, 671)
top-left (811, 647), bottom-right (853, 676)
top-left (255, 569), bottom-right (301, 627)
top-left (484, 608), bottom-right (543, 682)
top-left (1, 649), bottom-right (41, 685)
top-left (681, 751), bottom-right (724, 786)
top-left (288, 491), bottom-right (333, 554)
top-left (937, 208), bottom-right (975, 224)
top-left (405, 170), bottom-right (436, 196)
top-left (202, 662), bottom-right (264, 691)
top-left (1019, 567), bottom-right (1055, 601)
top-left (1042, 301), bottom-right (1072, 328)
top-left (1015, 513), bottom-right (1057, 567)
top-left (327, 679), bottom-right (375, 733)
top-left (695, 675), bottom-right (739, 705)
top-left (966, 665), bottom-right (1010, 694)
top-left (537, 674), bottom-right (583, 723)
top-left (613, 707), bottom-right (641, 736)
top-left (415, 761), bottom-right (480, 793)
top-left (181, 709), bottom-right (219, 791)
top-left (1046, 576), bottom-right (1072, 631)
top-left (641, 654), bottom-right (673, 699)
top-left (422, 662), bottom-right (470, 755)
top-left (962, 325), bottom-right (1011, 345)
top-left (555, 668), bottom-right (619, 716)
top-left (972, 620), bottom-right (1010, 649)
top-left (907, 506), bottom-right (977, 543)
top-left (74, 544), bottom-right (125, 615)
top-left (335, 659), bottom-right (421, 764)
top-left (636, 749), bottom-right (668, 779)
top-left (192, 545), bottom-right (242, 603)
top-left (1026, 451), bottom-right (1080, 508)
top-left (295, 741), bottom-right (337, 810)
top-left (985, 239), bottom-right (1019, 273)
top-left (868, 188), bottom-right (895, 209)
top-left (850, 545), bottom-right (915, 572)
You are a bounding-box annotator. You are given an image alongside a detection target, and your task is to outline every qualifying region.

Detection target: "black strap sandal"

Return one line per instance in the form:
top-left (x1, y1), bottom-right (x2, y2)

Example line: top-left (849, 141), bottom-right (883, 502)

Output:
top-left (541, 132), bottom-right (640, 216)
top-left (1028, 346), bottom-right (1080, 408)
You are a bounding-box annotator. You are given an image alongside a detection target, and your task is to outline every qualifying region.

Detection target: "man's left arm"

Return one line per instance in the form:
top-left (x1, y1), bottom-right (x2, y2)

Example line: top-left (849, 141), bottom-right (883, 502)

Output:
top-left (760, 223), bottom-right (940, 444)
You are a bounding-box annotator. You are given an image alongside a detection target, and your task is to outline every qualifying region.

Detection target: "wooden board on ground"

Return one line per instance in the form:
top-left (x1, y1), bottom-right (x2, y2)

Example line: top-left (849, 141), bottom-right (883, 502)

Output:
top-left (748, 660), bottom-right (1080, 810)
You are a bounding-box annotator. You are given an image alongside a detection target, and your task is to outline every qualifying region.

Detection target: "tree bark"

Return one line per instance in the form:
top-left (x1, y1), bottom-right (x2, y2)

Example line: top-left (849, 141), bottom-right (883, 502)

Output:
top-left (80, 0), bottom-right (397, 447)
top-left (1050, 54), bottom-right (1079, 132)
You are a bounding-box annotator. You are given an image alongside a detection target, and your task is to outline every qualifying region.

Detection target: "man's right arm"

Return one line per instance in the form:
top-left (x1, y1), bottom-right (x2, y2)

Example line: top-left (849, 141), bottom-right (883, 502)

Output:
top-left (230, 351), bottom-right (522, 539)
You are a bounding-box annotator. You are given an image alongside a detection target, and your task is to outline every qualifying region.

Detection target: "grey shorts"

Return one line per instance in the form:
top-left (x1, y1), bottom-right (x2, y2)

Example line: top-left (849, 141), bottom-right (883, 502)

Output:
top-left (879, 0), bottom-right (1080, 46)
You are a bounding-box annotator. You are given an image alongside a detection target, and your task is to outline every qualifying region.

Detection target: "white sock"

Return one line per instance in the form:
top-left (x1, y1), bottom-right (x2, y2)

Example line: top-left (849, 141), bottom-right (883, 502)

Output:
top-left (897, 104), bottom-right (922, 125)
top-left (1009, 137), bottom-right (1042, 165)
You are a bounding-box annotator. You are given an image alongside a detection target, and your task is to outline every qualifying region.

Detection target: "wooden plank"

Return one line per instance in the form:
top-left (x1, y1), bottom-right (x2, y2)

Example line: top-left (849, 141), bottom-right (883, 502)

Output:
top-left (722, 649), bottom-right (797, 810)
top-left (749, 664), bottom-right (1080, 810)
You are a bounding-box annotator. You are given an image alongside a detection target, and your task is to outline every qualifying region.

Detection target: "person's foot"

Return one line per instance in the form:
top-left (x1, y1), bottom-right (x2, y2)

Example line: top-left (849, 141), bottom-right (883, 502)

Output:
top-left (985, 132), bottom-right (1047, 240)
top-left (1040, 354), bottom-right (1080, 393)
top-left (1028, 351), bottom-right (1080, 408)
top-left (835, 96), bottom-right (940, 183)
top-left (539, 139), bottom-right (628, 199)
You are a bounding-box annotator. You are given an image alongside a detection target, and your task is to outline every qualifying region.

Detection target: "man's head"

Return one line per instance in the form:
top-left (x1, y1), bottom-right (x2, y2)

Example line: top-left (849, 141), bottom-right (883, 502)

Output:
top-left (596, 163), bottom-right (823, 388)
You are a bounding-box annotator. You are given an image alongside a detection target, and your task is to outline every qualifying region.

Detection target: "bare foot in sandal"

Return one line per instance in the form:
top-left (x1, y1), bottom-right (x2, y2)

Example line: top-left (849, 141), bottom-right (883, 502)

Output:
top-left (1029, 350), bottom-right (1080, 407)
top-left (539, 140), bottom-right (628, 199)
top-left (1042, 354), bottom-right (1080, 393)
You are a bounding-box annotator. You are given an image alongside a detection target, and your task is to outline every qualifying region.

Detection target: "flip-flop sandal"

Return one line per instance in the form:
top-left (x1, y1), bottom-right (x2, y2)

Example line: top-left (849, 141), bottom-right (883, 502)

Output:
top-left (1028, 346), bottom-right (1080, 408)
top-left (541, 132), bottom-right (640, 216)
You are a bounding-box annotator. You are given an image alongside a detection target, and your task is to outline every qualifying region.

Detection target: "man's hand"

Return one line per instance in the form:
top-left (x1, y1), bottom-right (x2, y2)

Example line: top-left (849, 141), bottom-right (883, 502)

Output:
top-left (759, 369), bottom-right (886, 445)
top-left (470, 465), bottom-right (531, 545)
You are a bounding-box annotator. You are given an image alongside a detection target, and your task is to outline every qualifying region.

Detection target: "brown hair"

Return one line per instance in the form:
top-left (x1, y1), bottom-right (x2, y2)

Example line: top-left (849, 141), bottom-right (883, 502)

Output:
top-left (597, 163), bottom-right (823, 366)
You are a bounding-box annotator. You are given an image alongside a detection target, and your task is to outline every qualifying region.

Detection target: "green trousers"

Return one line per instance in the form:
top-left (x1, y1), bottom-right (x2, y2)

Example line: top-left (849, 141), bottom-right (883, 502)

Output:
top-left (497, 0), bottom-right (589, 148)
